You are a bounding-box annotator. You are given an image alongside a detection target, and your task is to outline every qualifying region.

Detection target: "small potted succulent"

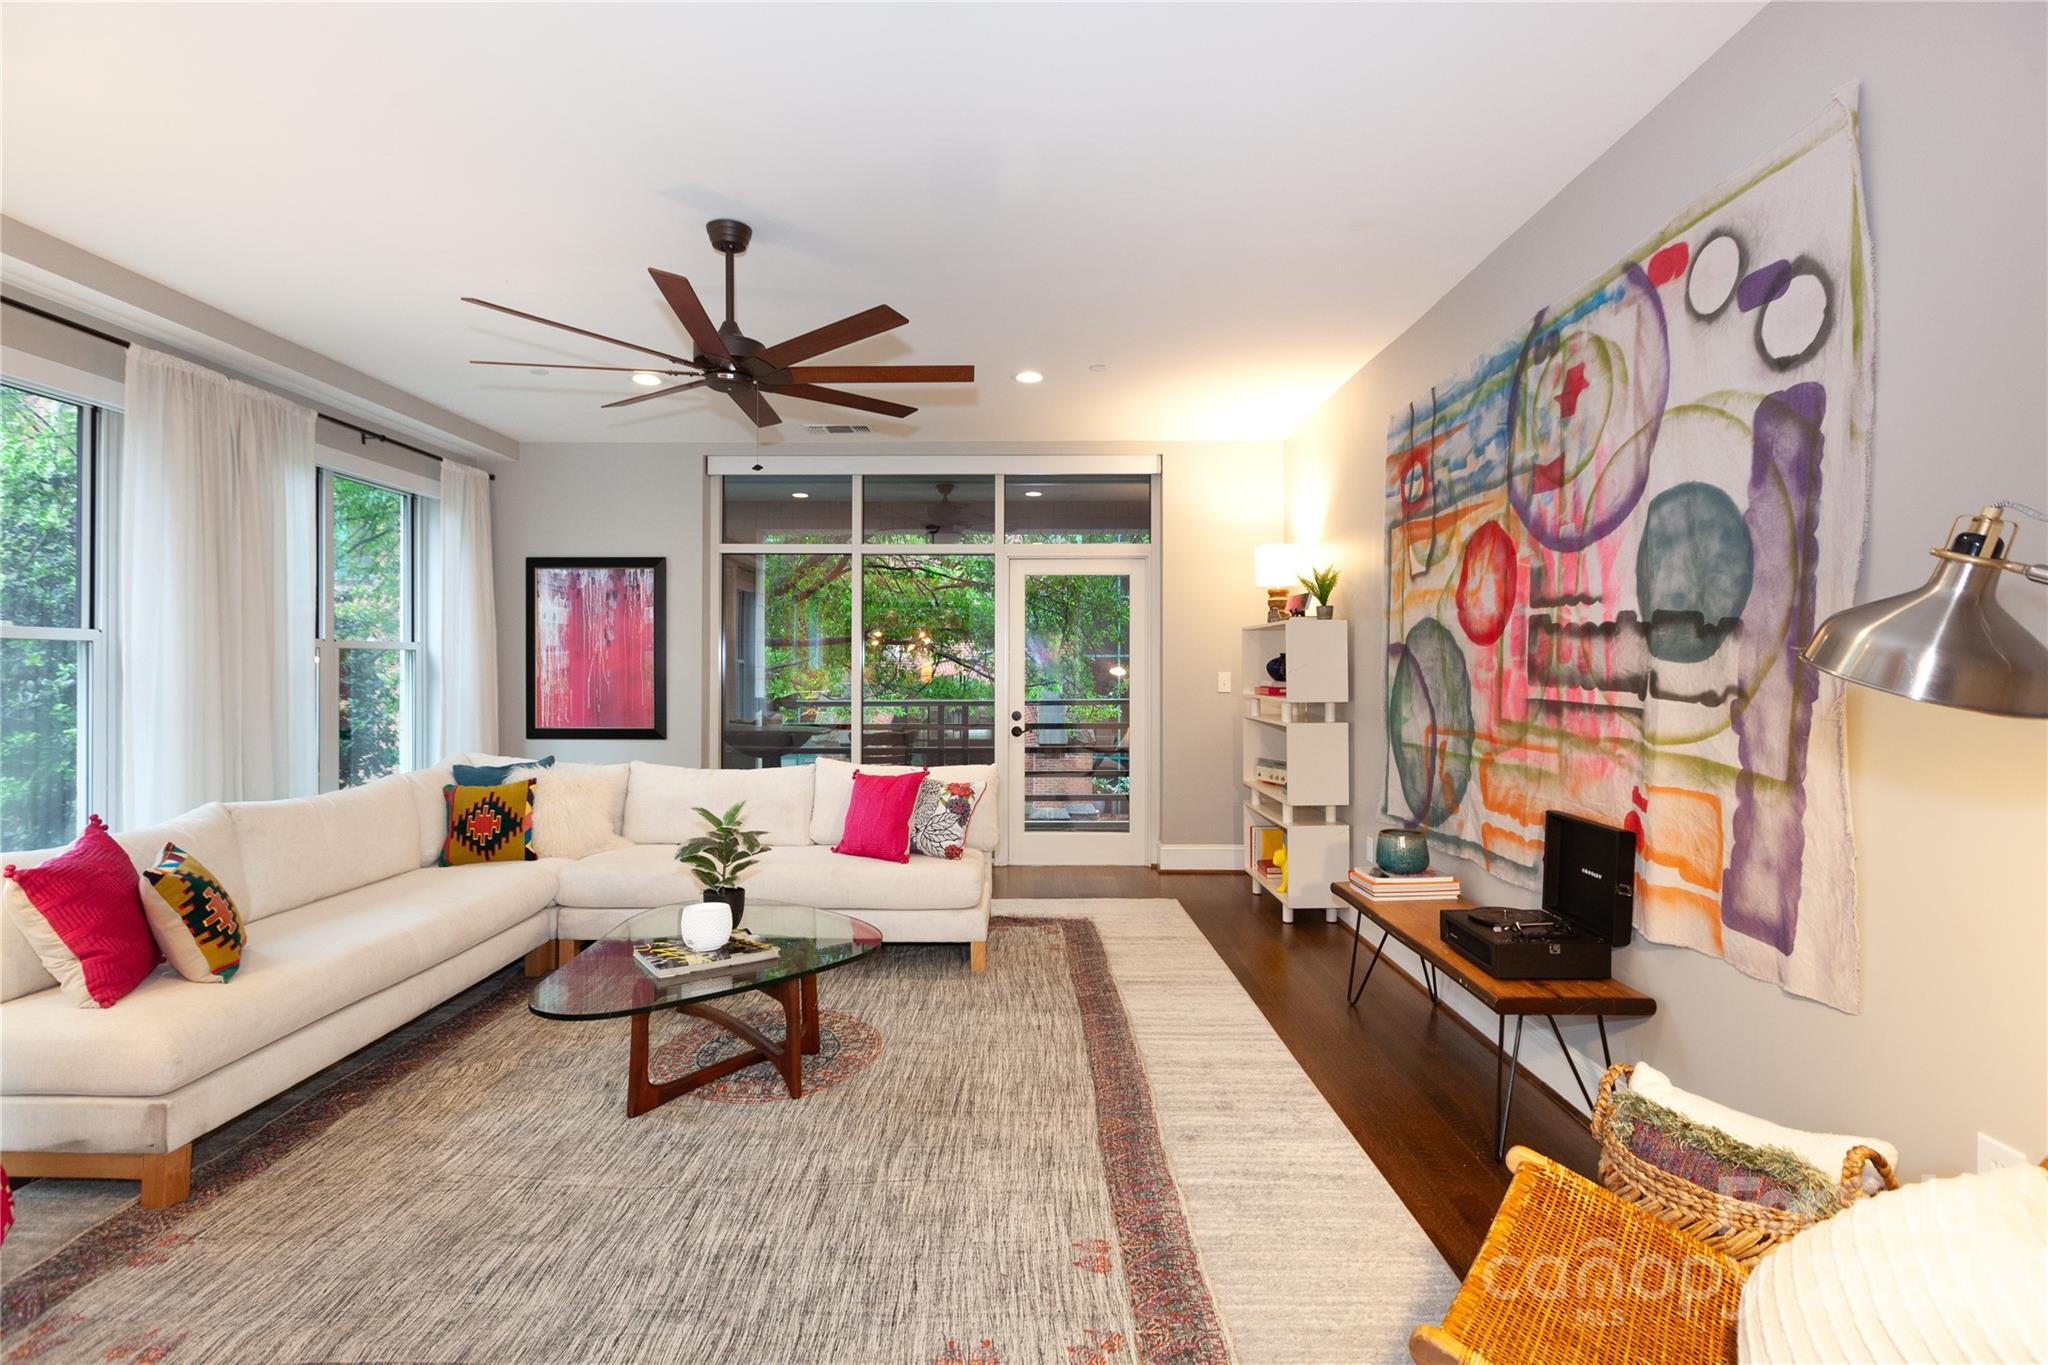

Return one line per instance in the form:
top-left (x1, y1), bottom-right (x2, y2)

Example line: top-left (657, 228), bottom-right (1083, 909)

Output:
top-left (1299, 564), bottom-right (1340, 619)
top-left (674, 801), bottom-right (766, 924)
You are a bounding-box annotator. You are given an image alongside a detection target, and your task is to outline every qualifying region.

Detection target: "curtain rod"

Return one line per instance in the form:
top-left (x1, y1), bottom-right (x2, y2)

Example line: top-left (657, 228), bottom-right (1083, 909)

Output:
top-left (2, 294), bottom-right (492, 480)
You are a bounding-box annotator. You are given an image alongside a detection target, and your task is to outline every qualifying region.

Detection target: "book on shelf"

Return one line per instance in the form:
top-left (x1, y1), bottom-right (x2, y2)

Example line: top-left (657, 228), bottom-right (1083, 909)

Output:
top-left (1252, 685), bottom-right (1286, 697)
top-left (632, 930), bottom-right (781, 981)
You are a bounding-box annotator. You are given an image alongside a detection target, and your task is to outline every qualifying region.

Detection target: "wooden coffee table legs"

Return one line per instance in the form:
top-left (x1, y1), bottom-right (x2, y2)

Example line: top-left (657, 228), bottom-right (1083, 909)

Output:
top-left (625, 976), bottom-right (823, 1118)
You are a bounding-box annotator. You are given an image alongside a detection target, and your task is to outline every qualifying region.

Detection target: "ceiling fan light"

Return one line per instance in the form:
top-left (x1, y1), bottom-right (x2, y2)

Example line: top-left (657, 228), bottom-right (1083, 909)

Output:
top-left (630, 372), bottom-right (662, 387)
top-left (1014, 370), bottom-right (1044, 384)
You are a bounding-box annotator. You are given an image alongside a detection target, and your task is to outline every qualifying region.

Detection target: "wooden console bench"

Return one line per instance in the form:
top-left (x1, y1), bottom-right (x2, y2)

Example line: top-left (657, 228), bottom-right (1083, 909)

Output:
top-left (1333, 881), bottom-right (1656, 1161)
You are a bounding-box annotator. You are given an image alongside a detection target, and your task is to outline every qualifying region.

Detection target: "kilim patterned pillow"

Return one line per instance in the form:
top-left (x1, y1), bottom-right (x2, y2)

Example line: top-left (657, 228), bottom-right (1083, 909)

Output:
top-left (1608, 1086), bottom-right (1841, 1220)
top-left (440, 779), bottom-right (538, 866)
top-left (141, 842), bottom-right (246, 983)
top-left (908, 778), bottom-right (984, 860)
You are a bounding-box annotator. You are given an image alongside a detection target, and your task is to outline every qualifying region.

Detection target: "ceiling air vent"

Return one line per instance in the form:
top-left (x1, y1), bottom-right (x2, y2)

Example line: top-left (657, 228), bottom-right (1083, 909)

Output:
top-left (803, 423), bottom-right (872, 435)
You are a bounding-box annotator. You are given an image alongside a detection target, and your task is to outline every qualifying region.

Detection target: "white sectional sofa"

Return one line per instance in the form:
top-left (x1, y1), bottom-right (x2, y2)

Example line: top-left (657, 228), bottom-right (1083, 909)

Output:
top-left (0, 754), bottom-right (994, 1206)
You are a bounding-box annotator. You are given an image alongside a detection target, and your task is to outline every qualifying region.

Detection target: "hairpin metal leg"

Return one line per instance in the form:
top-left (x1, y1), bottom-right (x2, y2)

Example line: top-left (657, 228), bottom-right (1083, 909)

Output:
top-left (1422, 961), bottom-right (1440, 1007)
top-left (1496, 1016), bottom-right (1525, 1162)
top-left (1347, 924), bottom-right (1391, 1006)
top-left (1493, 1013), bottom-right (1506, 1142)
top-left (1545, 1015), bottom-right (1596, 1112)
top-left (1597, 1013), bottom-right (1612, 1069)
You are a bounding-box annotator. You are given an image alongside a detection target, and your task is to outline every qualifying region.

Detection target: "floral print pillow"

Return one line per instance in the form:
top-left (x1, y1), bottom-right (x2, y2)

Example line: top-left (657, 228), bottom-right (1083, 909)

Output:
top-left (908, 779), bottom-right (984, 860)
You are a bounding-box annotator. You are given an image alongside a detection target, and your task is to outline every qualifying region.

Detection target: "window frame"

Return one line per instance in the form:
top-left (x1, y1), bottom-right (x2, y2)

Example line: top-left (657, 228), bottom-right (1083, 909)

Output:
top-left (316, 466), bottom-right (422, 790)
top-left (0, 378), bottom-right (113, 842)
top-left (710, 471), bottom-right (1160, 857)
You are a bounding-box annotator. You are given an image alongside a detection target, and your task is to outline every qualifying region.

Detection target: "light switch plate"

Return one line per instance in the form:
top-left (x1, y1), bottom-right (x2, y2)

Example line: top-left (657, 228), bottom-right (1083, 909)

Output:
top-left (1217, 671), bottom-right (1231, 694)
top-left (1978, 1131), bottom-right (2028, 1173)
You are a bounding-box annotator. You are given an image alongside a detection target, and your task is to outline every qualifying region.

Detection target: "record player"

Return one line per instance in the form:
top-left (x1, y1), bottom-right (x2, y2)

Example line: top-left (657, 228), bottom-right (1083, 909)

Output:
top-left (1440, 811), bottom-right (1637, 980)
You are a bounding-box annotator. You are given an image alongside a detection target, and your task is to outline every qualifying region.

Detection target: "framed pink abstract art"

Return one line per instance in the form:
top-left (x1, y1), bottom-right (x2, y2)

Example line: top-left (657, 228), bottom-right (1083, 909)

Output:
top-left (526, 557), bottom-right (666, 739)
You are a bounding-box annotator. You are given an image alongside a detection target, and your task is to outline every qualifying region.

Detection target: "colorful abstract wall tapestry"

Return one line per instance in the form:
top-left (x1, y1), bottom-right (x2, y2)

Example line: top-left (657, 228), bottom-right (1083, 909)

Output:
top-left (527, 558), bottom-right (666, 739)
top-left (1382, 90), bottom-right (1873, 1010)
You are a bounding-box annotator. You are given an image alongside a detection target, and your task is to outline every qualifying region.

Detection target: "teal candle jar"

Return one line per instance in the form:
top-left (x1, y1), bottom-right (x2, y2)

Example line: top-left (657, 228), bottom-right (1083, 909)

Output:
top-left (1375, 827), bottom-right (1430, 875)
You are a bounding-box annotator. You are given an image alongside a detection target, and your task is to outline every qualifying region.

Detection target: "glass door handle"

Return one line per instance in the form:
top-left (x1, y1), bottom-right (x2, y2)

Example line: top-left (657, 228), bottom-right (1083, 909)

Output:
top-left (1010, 725), bottom-right (1025, 737)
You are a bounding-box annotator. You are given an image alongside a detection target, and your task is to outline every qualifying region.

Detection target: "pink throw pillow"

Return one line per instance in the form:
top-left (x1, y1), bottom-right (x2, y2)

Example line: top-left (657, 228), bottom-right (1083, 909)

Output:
top-left (835, 769), bottom-right (929, 863)
top-left (3, 815), bottom-right (162, 1008)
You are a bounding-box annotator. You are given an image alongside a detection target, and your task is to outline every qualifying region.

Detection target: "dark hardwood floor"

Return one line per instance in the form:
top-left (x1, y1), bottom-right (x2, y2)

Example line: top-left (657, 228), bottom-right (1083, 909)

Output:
top-left (994, 865), bottom-right (1600, 1273)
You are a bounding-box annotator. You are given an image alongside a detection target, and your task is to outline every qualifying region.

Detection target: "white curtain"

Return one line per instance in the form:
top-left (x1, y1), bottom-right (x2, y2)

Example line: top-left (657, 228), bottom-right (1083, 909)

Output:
top-left (117, 348), bottom-right (316, 825)
top-left (434, 460), bottom-right (498, 757)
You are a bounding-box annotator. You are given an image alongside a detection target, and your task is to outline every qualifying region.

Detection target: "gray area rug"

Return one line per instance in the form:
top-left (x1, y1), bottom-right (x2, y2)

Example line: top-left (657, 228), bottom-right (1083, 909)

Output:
top-left (1, 901), bottom-right (1454, 1363)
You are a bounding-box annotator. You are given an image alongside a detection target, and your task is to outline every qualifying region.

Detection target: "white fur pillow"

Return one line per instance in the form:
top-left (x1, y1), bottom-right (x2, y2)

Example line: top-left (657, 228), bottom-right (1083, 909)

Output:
top-left (1739, 1163), bottom-right (2047, 1363)
top-left (533, 763), bottom-right (631, 860)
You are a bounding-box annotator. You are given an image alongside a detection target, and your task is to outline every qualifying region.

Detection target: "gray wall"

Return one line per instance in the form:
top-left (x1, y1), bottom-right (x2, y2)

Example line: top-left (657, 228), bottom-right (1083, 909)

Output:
top-left (489, 442), bottom-right (709, 766)
top-left (1285, 0), bottom-right (2048, 1176)
top-left (489, 441), bottom-right (1283, 852)
top-left (1159, 443), bottom-right (1286, 849)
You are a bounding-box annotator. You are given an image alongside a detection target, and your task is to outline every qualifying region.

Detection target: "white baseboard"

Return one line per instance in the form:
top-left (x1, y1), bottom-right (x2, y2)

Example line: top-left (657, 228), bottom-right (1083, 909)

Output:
top-left (1157, 843), bottom-right (1241, 872)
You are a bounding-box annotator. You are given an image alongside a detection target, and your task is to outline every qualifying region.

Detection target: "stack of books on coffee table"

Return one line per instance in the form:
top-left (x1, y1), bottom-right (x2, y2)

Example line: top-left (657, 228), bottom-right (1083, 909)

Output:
top-left (1347, 866), bottom-right (1461, 901)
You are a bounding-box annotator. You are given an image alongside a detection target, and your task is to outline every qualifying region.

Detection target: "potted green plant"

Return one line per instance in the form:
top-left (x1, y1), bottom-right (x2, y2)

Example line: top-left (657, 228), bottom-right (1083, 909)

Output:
top-left (674, 802), bottom-right (767, 923)
top-left (1299, 564), bottom-right (1340, 619)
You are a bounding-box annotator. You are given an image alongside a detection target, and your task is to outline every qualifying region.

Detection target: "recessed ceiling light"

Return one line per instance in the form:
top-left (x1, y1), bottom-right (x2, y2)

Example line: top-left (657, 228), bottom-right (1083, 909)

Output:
top-left (1014, 370), bottom-right (1044, 384)
top-left (1024, 490), bottom-right (1043, 498)
top-left (791, 491), bottom-right (811, 499)
top-left (631, 372), bottom-right (663, 387)
top-left (1089, 363), bottom-right (1108, 372)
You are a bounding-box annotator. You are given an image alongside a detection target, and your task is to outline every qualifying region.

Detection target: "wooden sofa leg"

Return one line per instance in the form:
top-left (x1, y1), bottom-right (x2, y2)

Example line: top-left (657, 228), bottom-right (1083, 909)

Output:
top-left (554, 938), bottom-right (581, 965)
top-left (522, 943), bottom-right (555, 977)
top-left (139, 1144), bottom-right (193, 1208)
top-left (969, 941), bottom-right (987, 973)
top-left (3, 1143), bottom-right (194, 1208)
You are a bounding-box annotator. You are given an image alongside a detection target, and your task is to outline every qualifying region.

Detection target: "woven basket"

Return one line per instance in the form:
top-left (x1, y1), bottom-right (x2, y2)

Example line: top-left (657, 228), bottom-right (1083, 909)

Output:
top-left (1590, 1064), bottom-right (1897, 1267)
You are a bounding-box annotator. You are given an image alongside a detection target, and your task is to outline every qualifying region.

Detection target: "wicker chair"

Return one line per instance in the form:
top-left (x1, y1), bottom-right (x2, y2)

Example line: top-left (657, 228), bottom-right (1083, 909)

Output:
top-left (1591, 1064), bottom-right (1898, 1266)
top-left (1410, 1147), bottom-right (1748, 1365)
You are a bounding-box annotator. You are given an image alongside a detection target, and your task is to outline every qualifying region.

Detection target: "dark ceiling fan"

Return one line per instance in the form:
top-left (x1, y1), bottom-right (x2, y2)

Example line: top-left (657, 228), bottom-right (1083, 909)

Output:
top-left (463, 218), bottom-right (974, 428)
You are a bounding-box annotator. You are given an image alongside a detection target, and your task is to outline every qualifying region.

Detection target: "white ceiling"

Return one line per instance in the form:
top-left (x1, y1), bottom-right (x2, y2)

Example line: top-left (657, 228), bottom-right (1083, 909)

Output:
top-left (0, 3), bottom-right (1758, 448)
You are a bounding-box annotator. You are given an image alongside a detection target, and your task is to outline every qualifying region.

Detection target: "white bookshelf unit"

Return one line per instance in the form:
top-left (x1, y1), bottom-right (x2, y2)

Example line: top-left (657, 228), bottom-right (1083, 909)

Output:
top-left (1240, 617), bottom-right (1351, 923)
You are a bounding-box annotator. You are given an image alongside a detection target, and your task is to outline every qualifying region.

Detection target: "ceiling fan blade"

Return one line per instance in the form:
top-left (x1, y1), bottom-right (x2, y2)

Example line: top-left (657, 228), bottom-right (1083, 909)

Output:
top-left (460, 297), bottom-right (694, 367)
top-left (727, 388), bottom-right (782, 428)
top-left (648, 269), bottom-right (731, 361)
top-left (783, 365), bottom-right (974, 384)
top-left (775, 383), bottom-right (917, 420)
top-left (471, 360), bottom-right (697, 374)
top-left (757, 305), bottom-right (908, 367)
top-left (599, 379), bottom-right (708, 410)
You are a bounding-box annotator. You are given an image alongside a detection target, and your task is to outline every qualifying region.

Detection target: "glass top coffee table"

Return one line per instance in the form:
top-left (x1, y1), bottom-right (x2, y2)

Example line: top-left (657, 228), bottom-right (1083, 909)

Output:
top-left (530, 901), bottom-right (882, 1117)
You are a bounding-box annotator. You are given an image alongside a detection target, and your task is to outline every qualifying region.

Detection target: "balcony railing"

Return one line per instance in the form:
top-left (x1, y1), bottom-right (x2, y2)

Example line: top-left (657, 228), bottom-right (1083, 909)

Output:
top-left (721, 695), bottom-right (1130, 832)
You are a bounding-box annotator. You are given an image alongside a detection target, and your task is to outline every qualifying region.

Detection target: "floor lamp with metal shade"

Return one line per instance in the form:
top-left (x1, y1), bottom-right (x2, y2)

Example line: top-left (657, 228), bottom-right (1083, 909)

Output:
top-left (1802, 503), bottom-right (2048, 717)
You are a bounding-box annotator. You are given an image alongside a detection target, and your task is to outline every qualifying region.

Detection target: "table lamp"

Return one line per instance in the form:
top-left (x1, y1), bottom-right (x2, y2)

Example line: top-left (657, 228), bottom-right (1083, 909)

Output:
top-left (1802, 502), bottom-right (2048, 717)
top-left (1255, 543), bottom-right (1306, 622)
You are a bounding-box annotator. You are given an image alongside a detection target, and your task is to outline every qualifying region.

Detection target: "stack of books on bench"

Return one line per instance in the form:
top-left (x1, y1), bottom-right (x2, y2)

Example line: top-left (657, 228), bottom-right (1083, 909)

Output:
top-left (1347, 866), bottom-right (1461, 901)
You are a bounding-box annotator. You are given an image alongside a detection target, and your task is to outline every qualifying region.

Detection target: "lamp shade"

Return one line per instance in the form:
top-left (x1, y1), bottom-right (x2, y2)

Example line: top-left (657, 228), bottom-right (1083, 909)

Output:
top-left (1254, 543), bottom-right (1307, 590)
top-left (1802, 556), bottom-right (2048, 718)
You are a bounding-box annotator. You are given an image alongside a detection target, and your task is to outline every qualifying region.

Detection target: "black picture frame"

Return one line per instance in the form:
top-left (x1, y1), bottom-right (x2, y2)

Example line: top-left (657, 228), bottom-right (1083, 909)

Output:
top-left (525, 556), bottom-right (667, 740)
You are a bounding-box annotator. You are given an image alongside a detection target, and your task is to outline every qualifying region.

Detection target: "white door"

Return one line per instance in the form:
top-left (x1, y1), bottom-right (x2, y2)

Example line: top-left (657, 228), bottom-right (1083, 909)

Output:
top-left (1002, 559), bottom-right (1149, 865)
